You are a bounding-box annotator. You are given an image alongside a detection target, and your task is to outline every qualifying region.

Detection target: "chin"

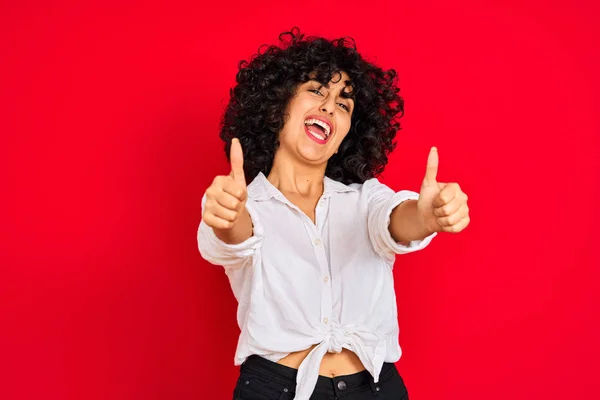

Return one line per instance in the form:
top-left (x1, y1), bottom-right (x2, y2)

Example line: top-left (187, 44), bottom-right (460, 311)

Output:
top-left (297, 147), bottom-right (332, 164)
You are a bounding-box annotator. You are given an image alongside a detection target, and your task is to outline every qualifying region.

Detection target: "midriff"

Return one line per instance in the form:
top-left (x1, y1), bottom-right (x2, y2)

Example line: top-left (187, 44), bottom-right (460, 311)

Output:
top-left (277, 345), bottom-right (365, 377)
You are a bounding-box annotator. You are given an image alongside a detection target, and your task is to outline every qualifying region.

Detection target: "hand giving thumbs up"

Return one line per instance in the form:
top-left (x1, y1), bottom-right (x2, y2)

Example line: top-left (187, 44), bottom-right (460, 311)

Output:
top-left (417, 147), bottom-right (470, 234)
top-left (202, 138), bottom-right (250, 232)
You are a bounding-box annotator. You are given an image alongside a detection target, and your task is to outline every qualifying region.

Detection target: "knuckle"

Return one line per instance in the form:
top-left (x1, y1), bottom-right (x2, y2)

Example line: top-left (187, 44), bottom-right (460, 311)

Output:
top-left (221, 220), bottom-right (233, 230)
top-left (203, 205), bottom-right (214, 215)
top-left (216, 208), bottom-right (231, 221)
top-left (214, 209), bottom-right (227, 220)
top-left (203, 215), bottom-right (216, 228)
top-left (229, 210), bottom-right (240, 222)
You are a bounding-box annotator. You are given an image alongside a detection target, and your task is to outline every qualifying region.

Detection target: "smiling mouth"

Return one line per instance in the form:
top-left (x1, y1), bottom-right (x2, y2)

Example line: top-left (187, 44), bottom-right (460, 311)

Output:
top-left (304, 118), bottom-right (331, 142)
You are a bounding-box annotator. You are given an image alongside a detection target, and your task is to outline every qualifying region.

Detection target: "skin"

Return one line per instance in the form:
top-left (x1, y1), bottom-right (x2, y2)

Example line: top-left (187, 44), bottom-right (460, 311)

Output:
top-left (267, 71), bottom-right (355, 223)
top-left (202, 71), bottom-right (470, 377)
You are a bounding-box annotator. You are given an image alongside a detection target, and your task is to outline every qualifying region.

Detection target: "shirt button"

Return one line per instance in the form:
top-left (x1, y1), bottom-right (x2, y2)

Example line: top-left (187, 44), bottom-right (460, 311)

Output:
top-left (313, 238), bottom-right (321, 246)
top-left (323, 317), bottom-right (329, 324)
top-left (324, 276), bottom-right (329, 283)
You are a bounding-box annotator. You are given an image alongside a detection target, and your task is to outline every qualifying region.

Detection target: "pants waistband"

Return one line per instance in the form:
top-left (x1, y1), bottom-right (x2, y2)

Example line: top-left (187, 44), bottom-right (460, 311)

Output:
top-left (241, 355), bottom-right (396, 396)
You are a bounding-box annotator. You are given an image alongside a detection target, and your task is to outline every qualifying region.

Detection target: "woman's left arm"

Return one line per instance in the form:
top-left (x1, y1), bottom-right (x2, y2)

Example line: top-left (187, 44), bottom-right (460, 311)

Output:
top-left (390, 147), bottom-right (470, 245)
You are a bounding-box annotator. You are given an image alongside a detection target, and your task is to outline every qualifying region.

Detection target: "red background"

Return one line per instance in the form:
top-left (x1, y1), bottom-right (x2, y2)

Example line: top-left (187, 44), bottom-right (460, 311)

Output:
top-left (1, 1), bottom-right (599, 399)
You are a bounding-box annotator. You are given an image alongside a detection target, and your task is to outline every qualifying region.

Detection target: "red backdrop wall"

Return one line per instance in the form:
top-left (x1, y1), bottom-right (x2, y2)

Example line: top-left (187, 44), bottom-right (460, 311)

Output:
top-left (1, 1), bottom-right (599, 399)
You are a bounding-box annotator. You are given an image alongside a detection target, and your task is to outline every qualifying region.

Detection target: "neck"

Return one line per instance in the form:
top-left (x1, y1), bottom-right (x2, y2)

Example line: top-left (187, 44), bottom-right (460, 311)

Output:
top-left (268, 152), bottom-right (326, 197)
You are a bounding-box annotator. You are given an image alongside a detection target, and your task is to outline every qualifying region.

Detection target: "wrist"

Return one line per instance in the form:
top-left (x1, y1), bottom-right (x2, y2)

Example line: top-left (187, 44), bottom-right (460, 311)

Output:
top-left (390, 199), bottom-right (433, 243)
top-left (416, 206), bottom-right (436, 236)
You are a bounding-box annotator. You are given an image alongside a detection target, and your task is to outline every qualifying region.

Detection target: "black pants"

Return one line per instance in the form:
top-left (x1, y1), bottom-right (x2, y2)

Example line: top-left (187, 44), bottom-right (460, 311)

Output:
top-left (233, 355), bottom-right (409, 400)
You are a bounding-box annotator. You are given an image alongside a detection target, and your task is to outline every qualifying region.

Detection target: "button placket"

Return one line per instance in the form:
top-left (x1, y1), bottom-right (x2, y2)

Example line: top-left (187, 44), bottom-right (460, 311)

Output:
top-left (317, 240), bottom-right (332, 326)
top-left (313, 197), bottom-right (332, 331)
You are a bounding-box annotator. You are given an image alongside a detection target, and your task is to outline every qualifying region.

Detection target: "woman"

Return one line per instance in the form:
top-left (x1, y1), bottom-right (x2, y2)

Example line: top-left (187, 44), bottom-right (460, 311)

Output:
top-left (198, 28), bottom-right (470, 400)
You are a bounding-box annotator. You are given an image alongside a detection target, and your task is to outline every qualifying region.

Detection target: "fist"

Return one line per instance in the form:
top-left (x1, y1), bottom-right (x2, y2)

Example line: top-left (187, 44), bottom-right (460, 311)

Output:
top-left (202, 138), bottom-right (248, 231)
top-left (418, 147), bottom-right (470, 234)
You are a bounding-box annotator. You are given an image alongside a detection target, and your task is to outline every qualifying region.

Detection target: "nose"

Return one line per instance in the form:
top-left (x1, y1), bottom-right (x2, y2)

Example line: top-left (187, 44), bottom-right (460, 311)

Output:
top-left (320, 105), bottom-right (333, 115)
top-left (320, 96), bottom-right (336, 116)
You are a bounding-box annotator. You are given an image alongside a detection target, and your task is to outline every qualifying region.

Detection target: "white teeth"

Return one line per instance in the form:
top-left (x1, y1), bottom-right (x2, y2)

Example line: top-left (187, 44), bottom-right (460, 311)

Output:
top-left (304, 118), bottom-right (331, 137)
top-left (307, 129), bottom-right (325, 140)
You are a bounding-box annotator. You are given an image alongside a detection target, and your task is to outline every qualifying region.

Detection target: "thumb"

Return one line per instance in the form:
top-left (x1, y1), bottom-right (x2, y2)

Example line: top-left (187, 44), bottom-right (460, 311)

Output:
top-left (423, 146), bottom-right (439, 186)
top-left (229, 138), bottom-right (246, 187)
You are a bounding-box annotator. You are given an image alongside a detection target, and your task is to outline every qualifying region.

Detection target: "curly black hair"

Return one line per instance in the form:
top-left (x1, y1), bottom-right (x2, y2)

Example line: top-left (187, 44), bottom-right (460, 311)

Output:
top-left (220, 27), bottom-right (404, 185)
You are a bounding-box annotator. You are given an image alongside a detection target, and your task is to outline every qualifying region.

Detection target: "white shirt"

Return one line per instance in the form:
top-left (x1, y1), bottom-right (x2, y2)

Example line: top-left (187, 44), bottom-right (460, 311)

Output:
top-left (197, 172), bottom-right (436, 400)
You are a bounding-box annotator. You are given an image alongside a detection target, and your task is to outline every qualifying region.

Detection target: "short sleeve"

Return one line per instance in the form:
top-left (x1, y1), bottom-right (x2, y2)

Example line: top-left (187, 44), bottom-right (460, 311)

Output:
top-left (365, 179), bottom-right (437, 261)
top-left (197, 193), bottom-right (264, 268)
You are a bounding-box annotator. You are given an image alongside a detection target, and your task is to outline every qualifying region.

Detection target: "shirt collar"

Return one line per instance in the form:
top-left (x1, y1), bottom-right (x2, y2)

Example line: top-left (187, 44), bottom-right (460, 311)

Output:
top-left (248, 172), bottom-right (357, 202)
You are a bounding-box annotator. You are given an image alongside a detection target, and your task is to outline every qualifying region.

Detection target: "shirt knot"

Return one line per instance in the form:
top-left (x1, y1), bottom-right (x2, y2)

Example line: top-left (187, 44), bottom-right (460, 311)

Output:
top-left (326, 324), bottom-right (346, 354)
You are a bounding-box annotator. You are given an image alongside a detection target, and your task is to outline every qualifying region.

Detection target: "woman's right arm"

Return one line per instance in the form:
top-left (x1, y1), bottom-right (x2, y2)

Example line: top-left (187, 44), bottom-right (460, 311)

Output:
top-left (197, 139), bottom-right (262, 267)
top-left (201, 138), bottom-right (253, 244)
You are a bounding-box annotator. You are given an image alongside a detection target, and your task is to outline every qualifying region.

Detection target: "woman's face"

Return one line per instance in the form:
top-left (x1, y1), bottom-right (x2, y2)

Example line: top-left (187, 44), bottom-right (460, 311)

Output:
top-left (277, 71), bottom-right (355, 166)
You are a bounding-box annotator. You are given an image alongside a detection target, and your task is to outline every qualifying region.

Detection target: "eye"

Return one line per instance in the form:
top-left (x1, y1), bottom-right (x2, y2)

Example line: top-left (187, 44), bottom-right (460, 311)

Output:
top-left (309, 89), bottom-right (324, 96)
top-left (338, 103), bottom-right (349, 111)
